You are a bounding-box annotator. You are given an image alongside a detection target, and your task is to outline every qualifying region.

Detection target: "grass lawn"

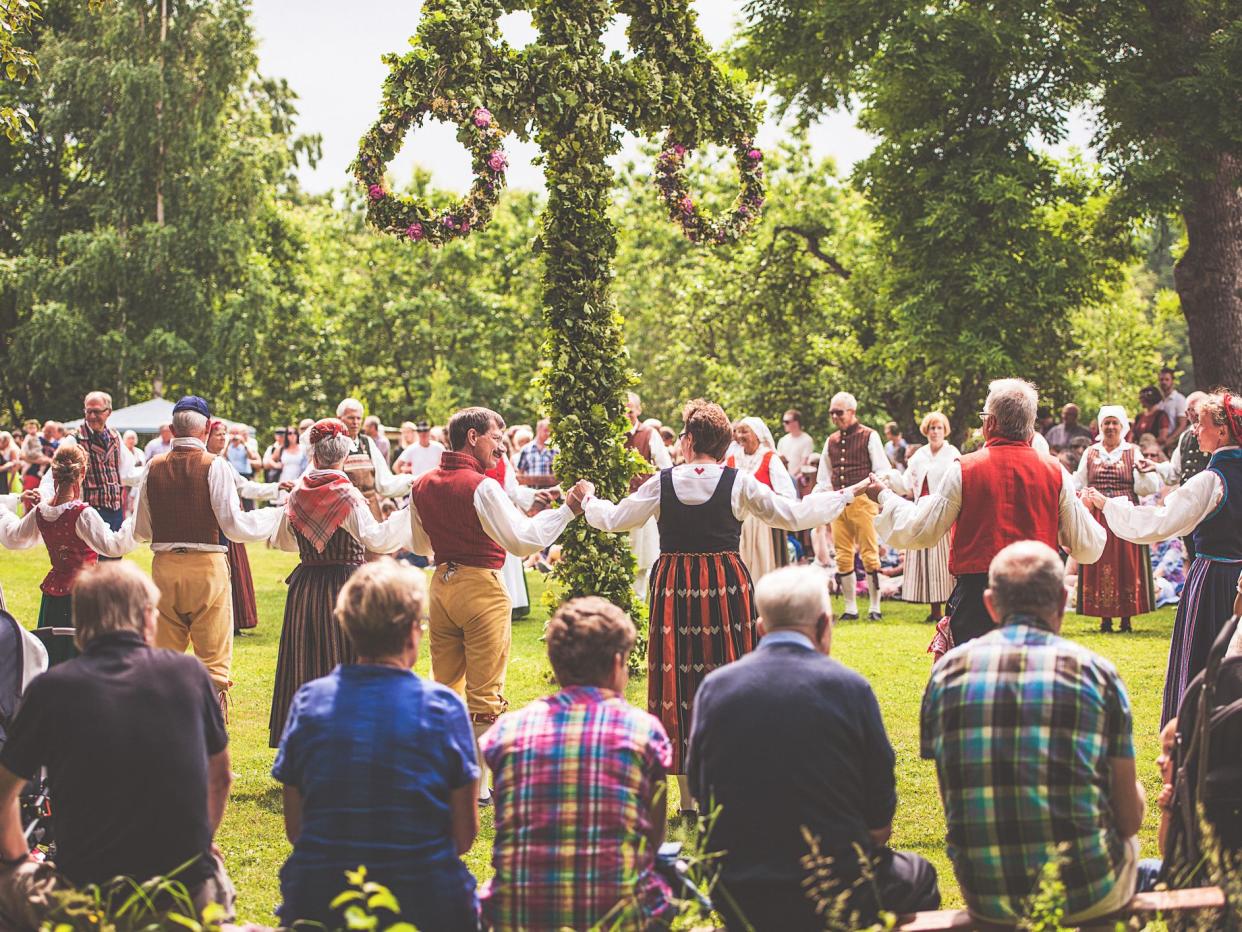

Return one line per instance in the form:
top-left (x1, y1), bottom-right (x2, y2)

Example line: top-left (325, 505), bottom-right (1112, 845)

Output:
top-left (0, 543), bottom-right (1172, 924)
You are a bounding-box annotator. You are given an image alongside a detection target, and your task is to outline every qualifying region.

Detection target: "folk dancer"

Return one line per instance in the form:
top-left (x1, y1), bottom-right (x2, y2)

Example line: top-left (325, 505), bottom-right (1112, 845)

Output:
top-left (871, 379), bottom-right (1105, 656)
top-left (728, 416), bottom-right (797, 582)
top-left (484, 443), bottom-right (559, 619)
top-left (815, 392), bottom-right (894, 620)
top-left (584, 399), bottom-right (858, 810)
top-left (129, 396), bottom-right (282, 711)
top-left (1073, 405), bottom-right (1160, 633)
top-left (408, 407), bottom-right (589, 804)
top-left (624, 392), bottom-right (673, 596)
top-left (1086, 390), bottom-right (1242, 725)
top-left (1156, 391), bottom-right (1211, 559)
top-left (335, 398), bottom-right (413, 528)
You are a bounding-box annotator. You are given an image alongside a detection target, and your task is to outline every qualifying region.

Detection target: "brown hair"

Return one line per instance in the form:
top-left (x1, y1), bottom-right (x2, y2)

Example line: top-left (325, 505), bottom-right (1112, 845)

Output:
top-left (51, 444), bottom-right (88, 491)
top-left (334, 558), bottom-right (426, 658)
top-left (681, 398), bottom-right (732, 460)
top-left (447, 407), bottom-right (503, 451)
top-left (545, 597), bottom-right (636, 687)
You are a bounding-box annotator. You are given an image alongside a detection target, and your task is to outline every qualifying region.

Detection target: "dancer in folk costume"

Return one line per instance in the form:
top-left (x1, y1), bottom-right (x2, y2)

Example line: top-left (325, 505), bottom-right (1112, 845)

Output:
top-left (1086, 390), bottom-right (1242, 726)
top-left (890, 412), bottom-right (960, 623)
top-left (485, 444), bottom-right (559, 619)
top-left (1074, 405), bottom-right (1160, 633)
top-left (205, 418), bottom-right (287, 633)
top-left (625, 393), bottom-right (673, 597)
top-left (129, 396), bottom-right (283, 709)
top-left (5, 445), bottom-right (136, 663)
top-left (727, 416), bottom-right (797, 583)
top-left (873, 380), bottom-right (1105, 657)
top-left (335, 398), bottom-right (413, 525)
top-left (408, 407), bottom-right (589, 803)
top-left (584, 399), bottom-right (858, 807)
top-left (267, 419), bottom-right (412, 746)
top-left (1156, 391), bottom-right (1211, 559)
top-left (815, 392), bottom-right (895, 620)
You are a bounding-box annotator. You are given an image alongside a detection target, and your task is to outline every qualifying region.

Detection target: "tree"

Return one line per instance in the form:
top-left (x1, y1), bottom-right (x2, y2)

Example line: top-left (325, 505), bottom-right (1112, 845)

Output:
top-left (0, 0), bottom-right (41, 141)
top-left (738, 0), bottom-right (1242, 394)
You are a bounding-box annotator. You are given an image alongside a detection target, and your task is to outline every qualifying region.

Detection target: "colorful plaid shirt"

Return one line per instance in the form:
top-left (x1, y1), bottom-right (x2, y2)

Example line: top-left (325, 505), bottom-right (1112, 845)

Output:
top-left (480, 686), bottom-right (674, 931)
top-left (920, 615), bottom-right (1135, 922)
top-left (516, 440), bottom-right (557, 476)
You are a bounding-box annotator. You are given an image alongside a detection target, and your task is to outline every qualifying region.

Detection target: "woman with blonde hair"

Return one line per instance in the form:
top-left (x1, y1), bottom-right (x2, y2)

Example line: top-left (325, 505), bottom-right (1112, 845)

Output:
top-left (5, 444), bottom-right (135, 661)
top-left (893, 412), bottom-right (960, 623)
top-left (1088, 389), bottom-right (1242, 724)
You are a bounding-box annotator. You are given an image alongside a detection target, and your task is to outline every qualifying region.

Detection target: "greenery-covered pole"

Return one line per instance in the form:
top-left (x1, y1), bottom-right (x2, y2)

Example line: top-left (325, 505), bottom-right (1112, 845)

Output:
top-left (353, 0), bottom-right (764, 638)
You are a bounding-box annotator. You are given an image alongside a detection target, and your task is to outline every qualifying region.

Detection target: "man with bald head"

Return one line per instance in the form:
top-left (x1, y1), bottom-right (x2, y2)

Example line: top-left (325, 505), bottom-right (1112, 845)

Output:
top-left (814, 392), bottom-right (892, 620)
top-left (1044, 403), bottom-right (1093, 452)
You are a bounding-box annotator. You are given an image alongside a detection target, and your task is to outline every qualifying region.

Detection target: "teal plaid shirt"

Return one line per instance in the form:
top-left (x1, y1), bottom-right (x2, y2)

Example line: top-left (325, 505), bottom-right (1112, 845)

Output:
top-left (920, 615), bottom-right (1134, 921)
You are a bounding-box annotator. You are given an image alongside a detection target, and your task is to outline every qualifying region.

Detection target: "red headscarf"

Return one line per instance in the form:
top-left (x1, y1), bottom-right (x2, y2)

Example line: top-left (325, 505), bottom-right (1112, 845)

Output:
top-left (1222, 393), bottom-right (1242, 445)
top-left (308, 417), bottom-right (348, 445)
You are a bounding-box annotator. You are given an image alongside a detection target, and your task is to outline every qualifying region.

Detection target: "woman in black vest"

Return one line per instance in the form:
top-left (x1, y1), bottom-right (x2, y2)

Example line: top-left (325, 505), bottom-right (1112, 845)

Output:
top-left (585, 399), bottom-right (860, 812)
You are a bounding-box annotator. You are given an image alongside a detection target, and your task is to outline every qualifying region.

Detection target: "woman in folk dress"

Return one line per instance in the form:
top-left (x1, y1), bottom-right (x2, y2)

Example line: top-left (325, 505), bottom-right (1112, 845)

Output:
top-left (892, 412), bottom-right (959, 623)
top-left (727, 416), bottom-right (797, 583)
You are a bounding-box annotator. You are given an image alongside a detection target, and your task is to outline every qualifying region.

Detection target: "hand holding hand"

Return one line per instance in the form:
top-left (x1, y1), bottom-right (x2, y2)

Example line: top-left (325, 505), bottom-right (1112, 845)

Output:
top-left (20, 490), bottom-right (39, 510)
top-left (858, 474), bottom-right (886, 503)
top-left (278, 480), bottom-right (295, 492)
top-left (1136, 457), bottom-right (1157, 474)
top-left (1084, 488), bottom-right (1107, 509)
top-left (565, 480), bottom-right (594, 515)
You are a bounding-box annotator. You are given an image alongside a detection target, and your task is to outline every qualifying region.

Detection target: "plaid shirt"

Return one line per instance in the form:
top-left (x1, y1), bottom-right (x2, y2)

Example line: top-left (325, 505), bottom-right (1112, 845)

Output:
top-left (516, 440), bottom-right (557, 476)
top-left (480, 686), bottom-right (674, 931)
top-left (920, 616), bottom-right (1134, 922)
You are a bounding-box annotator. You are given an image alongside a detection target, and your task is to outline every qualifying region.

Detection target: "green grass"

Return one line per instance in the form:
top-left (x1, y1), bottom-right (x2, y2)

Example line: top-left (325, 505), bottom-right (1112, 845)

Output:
top-left (1, 544), bottom-right (1172, 924)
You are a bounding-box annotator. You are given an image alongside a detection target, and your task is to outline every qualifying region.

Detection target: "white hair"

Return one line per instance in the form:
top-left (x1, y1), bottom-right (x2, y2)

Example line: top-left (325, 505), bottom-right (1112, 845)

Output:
top-left (337, 398), bottom-right (364, 417)
top-left (84, 390), bottom-right (112, 408)
top-left (755, 565), bottom-right (832, 631)
top-left (312, 433), bottom-right (353, 468)
top-left (122, 430), bottom-right (138, 442)
top-left (830, 392), bottom-right (857, 412)
top-left (985, 378), bottom-right (1038, 441)
top-left (171, 410), bottom-right (207, 437)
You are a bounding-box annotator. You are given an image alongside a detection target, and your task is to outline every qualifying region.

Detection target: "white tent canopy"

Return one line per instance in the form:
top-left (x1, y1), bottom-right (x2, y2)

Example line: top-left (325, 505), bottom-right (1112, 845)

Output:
top-left (63, 397), bottom-right (255, 436)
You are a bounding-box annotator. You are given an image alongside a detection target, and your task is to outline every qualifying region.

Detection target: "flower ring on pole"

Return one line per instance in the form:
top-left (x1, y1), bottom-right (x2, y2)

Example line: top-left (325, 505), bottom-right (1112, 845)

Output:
top-left (353, 98), bottom-right (507, 245)
top-left (654, 135), bottom-right (765, 245)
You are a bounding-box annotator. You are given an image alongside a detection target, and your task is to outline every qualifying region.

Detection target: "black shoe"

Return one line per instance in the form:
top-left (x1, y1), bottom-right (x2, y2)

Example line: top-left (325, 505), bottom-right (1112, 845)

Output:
top-left (842, 612), bottom-right (859, 621)
top-left (478, 787), bottom-right (494, 807)
top-left (868, 611), bottom-right (882, 621)
top-left (1099, 618), bottom-right (1113, 634)
top-left (1119, 618), bottom-right (1132, 633)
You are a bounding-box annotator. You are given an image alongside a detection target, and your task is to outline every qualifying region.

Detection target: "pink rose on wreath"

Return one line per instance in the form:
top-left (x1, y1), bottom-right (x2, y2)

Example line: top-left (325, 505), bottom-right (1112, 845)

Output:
top-left (367, 184), bottom-right (386, 201)
top-left (442, 216), bottom-right (457, 229)
top-left (679, 195), bottom-right (694, 214)
top-left (473, 107), bottom-right (492, 128)
top-left (747, 148), bottom-right (763, 162)
top-left (487, 151), bottom-right (507, 172)
top-left (405, 222), bottom-right (424, 241)
top-left (673, 144), bottom-right (687, 157)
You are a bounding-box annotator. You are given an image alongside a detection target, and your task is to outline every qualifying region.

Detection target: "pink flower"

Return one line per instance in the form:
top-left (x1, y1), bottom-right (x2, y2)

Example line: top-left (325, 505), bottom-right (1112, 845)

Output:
top-left (405, 222), bottom-right (424, 241)
top-left (679, 195), bottom-right (694, 214)
top-left (367, 184), bottom-right (386, 201)
top-left (460, 221), bottom-right (471, 234)
top-left (487, 151), bottom-right (508, 173)
top-left (473, 107), bottom-right (492, 128)
top-left (747, 148), bottom-right (763, 162)
top-left (673, 144), bottom-right (687, 156)
top-left (442, 215), bottom-right (457, 229)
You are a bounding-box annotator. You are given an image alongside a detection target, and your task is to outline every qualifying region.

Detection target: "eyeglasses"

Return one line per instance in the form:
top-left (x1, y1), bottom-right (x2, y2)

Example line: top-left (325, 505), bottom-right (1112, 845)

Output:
top-left (781, 418), bottom-right (795, 424)
top-left (979, 410), bottom-right (993, 422)
top-left (829, 409), bottom-right (847, 417)
top-left (84, 407), bottom-right (111, 416)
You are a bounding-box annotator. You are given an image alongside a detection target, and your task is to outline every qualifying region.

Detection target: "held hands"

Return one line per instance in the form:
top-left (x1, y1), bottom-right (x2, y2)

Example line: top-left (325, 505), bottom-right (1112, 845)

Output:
top-left (278, 480), bottom-right (296, 492)
top-left (564, 479), bottom-right (595, 516)
top-left (19, 489), bottom-right (40, 510)
top-left (1082, 487), bottom-right (1108, 510)
top-left (857, 474), bottom-right (886, 503)
top-left (1136, 457), bottom-right (1158, 474)
top-left (534, 487), bottom-right (561, 508)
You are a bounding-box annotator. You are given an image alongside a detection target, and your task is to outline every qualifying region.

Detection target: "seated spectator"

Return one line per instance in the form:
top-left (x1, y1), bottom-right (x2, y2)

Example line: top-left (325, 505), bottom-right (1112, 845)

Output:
top-left (1045, 403), bottom-right (1094, 452)
top-left (921, 540), bottom-right (1146, 924)
top-left (0, 562), bottom-right (234, 928)
top-left (273, 559), bottom-right (480, 931)
top-left (480, 597), bottom-right (673, 931)
top-left (688, 565), bottom-right (939, 930)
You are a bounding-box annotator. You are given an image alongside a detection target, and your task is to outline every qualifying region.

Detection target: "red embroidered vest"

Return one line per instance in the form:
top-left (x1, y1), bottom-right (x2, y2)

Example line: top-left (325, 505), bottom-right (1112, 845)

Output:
top-left (726, 450), bottom-right (775, 488)
top-left (951, 438), bottom-right (1063, 576)
top-left (411, 451), bottom-right (506, 569)
top-left (36, 503), bottom-right (98, 596)
top-left (826, 424), bottom-right (874, 489)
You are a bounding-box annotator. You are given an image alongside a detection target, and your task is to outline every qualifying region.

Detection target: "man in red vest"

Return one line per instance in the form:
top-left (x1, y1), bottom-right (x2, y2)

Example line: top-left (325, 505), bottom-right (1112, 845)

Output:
top-left (409, 406), bottom-right (590, 803)
top-left (868, 379), bottom-right (1106, 650)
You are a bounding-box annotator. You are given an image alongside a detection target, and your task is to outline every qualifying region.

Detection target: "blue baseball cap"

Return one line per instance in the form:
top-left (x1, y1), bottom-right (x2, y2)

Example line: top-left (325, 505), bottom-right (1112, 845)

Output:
top-left (172, 395), bottom-right (210, 419)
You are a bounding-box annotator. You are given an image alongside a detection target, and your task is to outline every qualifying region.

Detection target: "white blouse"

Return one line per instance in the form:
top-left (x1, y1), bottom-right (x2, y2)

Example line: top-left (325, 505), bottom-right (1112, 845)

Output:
top-left (1073, 441), bottom-right (1162, 497)
top-left (891, 443), bottom-right (961, 498)
top-left (3, 500), bottom-right (136, 558)
top-left (1102, 458), bottom-right (1232, 545)
top-left (732, 447), bottom-right (797, 499)
top-left (584, 463), bottom-right (852, 533)
top-left (409, 476), bottom-right (577, 559)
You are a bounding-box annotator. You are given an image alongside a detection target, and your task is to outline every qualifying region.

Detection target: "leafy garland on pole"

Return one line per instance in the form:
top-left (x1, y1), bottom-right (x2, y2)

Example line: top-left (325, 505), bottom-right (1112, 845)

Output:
top-left (352, 0), bottom-right (763, 665)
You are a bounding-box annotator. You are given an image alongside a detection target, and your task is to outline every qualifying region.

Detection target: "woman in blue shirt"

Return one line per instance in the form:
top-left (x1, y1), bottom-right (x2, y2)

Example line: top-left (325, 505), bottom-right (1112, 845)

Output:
top-left (272, 559), bottom-right (480, 931)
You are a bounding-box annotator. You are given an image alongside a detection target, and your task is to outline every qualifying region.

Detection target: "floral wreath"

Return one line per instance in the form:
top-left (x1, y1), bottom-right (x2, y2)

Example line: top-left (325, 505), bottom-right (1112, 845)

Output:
top-left (654, 134), bottom-right (765, 245)
top-left (353, 97), bottom-right (508, 245)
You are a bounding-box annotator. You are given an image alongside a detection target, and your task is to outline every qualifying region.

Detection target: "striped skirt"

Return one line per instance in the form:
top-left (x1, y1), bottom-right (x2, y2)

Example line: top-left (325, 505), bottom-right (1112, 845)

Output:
top-left (1162, 557), bottom-right (1241, 726)
top-left (269, 561), bottom-right (361, 747)
top-left (902, 535), bottom-right (954, 604)
top-left (648, 551), bottom-right (756, 773)
top-left (229, 540), bottom-right (259, 632)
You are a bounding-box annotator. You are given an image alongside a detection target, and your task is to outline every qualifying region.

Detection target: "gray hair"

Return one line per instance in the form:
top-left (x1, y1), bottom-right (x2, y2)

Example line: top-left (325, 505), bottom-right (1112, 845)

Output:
top-left (312, 432), bottom-right (353, 468)
top-left (171, 410), bottom-right (207, 437)
top-left (830, 391), bottom-right (858, 412)
top-left (984, 378), bottom-right (1038, 441)
top-left (987, 540), bottom-right (1066, 624)
top-left (755, 565), bottom-right (832, 630)
top-left (337, 398), bottom-right (364, 417)
top-left (72, 561), bottom-right (160, 649)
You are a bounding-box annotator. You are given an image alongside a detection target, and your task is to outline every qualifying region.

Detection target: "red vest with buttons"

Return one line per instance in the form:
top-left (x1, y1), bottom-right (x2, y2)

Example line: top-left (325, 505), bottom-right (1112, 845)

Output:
top-left (411, 450), bottom-right (506, 570)
top-left (950, 438), bottom-right (1064, 576)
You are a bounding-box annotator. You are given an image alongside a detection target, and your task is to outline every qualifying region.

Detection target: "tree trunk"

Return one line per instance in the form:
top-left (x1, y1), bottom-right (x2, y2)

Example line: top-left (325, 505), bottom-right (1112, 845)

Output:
top-left (1175, 153), bottom-right (1242, 391)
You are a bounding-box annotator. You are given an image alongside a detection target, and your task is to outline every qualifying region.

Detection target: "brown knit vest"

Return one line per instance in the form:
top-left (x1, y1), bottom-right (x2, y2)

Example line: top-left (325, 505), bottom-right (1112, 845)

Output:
top-left (146, 448), bottom-right (221, 545)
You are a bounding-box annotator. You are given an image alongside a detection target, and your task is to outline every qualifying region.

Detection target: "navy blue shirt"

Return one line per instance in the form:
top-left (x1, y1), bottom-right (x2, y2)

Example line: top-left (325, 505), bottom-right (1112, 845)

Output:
top-left (273, 665), bottom-right (480, 927)
top-left (687, 633), bottom-right (898, 885)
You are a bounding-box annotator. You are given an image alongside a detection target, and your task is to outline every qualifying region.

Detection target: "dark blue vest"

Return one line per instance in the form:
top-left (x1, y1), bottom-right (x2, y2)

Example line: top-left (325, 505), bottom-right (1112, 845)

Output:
top-left (656, 467), bottom-right (742, 554)
top-left (1193, 449), bottom-right (1242, 562)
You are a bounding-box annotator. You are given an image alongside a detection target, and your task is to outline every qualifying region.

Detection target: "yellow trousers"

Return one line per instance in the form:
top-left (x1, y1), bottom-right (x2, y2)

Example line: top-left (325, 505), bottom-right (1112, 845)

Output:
top-left (832, 495), bottom-right (881, 573)
top-left (428, 564), bottom-right (512, 723)
top-left (152, 550), bottom-right (233, 692)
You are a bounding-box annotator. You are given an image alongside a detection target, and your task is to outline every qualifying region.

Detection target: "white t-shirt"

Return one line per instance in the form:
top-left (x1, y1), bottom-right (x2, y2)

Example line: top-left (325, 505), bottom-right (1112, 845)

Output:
top-left (397, 440), bottom-right (445, 478)
top-left (776, 432), bottom-right (815, 473)
top-left (1159, 390), bottom-right (1187, 428)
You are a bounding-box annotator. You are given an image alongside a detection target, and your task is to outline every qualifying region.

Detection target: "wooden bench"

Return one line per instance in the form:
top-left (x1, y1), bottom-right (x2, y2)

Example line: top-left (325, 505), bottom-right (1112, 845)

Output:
top-left (895, 886), bottom-right (1227, 930)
